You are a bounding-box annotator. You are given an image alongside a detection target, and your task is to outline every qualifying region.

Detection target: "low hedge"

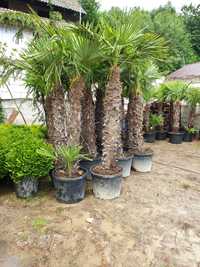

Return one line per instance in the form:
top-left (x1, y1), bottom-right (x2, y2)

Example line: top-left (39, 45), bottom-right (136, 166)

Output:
top-left (0, 124), bottom-right (49, 180)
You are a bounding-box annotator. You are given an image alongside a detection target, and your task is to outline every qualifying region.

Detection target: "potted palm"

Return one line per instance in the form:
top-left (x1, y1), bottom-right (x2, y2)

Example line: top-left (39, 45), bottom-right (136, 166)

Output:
top-left (6, 136), bottom-right (53, 199)
top-left (38, 145), bottom-right (89, 204)
top-left (144, 114), bottom-right (164, 142)
top-left (158, 81), bottom-right (188, 144)
top-left (184, 87), bottom-right (200, 142)
top-left (90, 13), bottom-right (143, 199)
top-left (155, 114), bottom-right (167, 140)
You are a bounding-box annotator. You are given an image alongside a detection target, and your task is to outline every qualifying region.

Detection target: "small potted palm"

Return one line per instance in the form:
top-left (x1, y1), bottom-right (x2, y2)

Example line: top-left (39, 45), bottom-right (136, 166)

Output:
top-left (38, 145), bottom-right (89, 203)
top-left (183, 127), bottom-right (198, 142)
top-left (155, 114), bottom-right (167, 140)
top-left (184, 87), bottom-right (200, 142)
top-left (144, 114), bottom-right (163, 143)
top-left (158, 81), bottom-right (188, 144)
top-left (6, 136), bottom-right (53, 199)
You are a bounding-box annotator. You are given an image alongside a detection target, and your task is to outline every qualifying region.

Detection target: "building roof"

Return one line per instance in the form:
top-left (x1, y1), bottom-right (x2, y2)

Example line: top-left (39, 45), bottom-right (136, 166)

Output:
top-left (168, 62), bottom-right (200, 81)
top-left (38, 0), bottom-right (85, 13)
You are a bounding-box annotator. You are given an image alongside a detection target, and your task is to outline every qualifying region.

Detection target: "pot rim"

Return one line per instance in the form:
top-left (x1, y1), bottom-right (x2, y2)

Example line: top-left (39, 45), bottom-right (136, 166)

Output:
top-left (90, 164), bottom-right (122, 179)
top-left (117, 155), bottom-right (133, 161)
top-left (168, 132), bottom-right (184, 136)
top-left (53, 168), bottom-right (87, 182)
top-left (134, 150), bottom-right (154, 157)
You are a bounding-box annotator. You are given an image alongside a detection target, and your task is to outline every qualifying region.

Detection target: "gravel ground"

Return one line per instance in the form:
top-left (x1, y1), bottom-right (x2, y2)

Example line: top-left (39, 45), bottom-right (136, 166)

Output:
top-left (0, 141), bottom-right (200, 267)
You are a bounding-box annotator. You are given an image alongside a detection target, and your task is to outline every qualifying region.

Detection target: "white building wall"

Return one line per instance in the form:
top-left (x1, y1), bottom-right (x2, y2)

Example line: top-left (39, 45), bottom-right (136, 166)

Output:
top-left (0, 25), bottom-right (42, 124)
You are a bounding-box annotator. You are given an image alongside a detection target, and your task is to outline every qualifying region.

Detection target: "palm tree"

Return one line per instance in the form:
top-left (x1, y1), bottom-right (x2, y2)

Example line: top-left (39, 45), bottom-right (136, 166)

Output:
top-left (95, 14), bottom-right (143, 171)
top-left (0, 16), bottom-right (70, 149)
top-left (124, 33), bottom-right (168, 152)
top-left (185, 87), bottom-right (200, 128)
top-left (158, 80), bottom-right (189, 132)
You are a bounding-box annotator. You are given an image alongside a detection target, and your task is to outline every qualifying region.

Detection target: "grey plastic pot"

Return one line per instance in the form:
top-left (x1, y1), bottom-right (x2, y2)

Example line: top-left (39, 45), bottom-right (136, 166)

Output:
top-left (132, 151), bottom-right (153, 173)
top-left (91, 166), bottom-right (122, 200)
top-left (117, 156), bottom-right (133, 178)
top-left (15, 177), bottom-right (38, 198)
top-left (79, 158), bottom-right (101, 180)
top-left (53, 169), bottom-right (87, 204)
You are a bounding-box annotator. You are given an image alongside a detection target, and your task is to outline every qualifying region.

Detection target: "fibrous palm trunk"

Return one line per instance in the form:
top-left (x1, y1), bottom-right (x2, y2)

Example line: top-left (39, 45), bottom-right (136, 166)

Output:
top-left (188, 106), bottom-right (196, 128)
top-left (44, 85), bottom-right (67, 148)
top-left (127, 94), bottom-right (144, 152)
top-left (102, 65), bottom-right (123, 170)
top-left (95, 87), bottom-right (104, 155)
top-left (172, 101), bottom-right (181, 132)
top-left (66, 76), bottom-right (84, 146)
top-left (81, 88), bottom-right (97, 157)
top-left (143, 103), bottom-right (151, 132)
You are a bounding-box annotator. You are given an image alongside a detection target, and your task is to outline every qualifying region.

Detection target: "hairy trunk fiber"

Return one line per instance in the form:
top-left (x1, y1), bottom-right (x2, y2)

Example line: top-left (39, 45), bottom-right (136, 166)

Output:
top-left (102, 65), bottom-right (123, 170)
top-left (44, 85), bottom-right (67, 148)
top-left (81, 88), bottom-right (97, 157)
top-left (95, 87), bottom-right (104, 155)
top-left (66, 76), bottom-right (84, 146)
top-left (143, 103), bottom-right (151, 132)
top-left (127, 94), bottom-right (144, 152)
top-left (172, 101), bottom-right (181, 132)
top-left (188, 106), bottom-right (196, 128)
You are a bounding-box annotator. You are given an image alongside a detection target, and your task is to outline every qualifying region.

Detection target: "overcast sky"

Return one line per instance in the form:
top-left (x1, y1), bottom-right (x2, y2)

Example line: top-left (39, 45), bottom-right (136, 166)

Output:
top-left (99, 0), bottom-right (199, 11)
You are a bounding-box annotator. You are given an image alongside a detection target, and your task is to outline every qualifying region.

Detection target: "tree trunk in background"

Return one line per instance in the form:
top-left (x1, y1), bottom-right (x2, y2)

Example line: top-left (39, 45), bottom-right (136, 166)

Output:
top-left (81, 88), bottom-right (97, 157)
top-left (172, 101), bottom-right (181, 132)
top-left (66, 76), bottom-right (84, 146)
top-left (44, 85), bottom-right (67, 148)
top-left (188, 106), bottom-right (196, 128)
top-left (102, 65), bottom-right (123, 170)
top-left (143, 103), bottom-right (151, 132)
top-left (127, 94), bottom-right (144, 152)
top-left (95, 87), bottom-right (104, 155)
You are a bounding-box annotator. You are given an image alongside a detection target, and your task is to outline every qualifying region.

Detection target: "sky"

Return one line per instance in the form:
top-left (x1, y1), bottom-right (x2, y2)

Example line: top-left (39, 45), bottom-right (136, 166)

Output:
top-left (99, 0), bottom-right (199, 11)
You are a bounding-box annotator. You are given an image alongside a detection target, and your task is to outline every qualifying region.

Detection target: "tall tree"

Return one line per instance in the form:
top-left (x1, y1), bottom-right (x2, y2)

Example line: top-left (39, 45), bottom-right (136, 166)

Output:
top-left (182, 4), bottom-right (200, 58)
top-left (151, 2), bottom-right (197, 72)
top-left (79, 0), bottom-right (100, 24)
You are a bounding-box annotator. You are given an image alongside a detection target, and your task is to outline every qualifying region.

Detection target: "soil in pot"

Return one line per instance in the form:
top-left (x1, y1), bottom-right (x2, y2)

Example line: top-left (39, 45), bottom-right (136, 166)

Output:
top-left (156, 131), bottom-right (168, 141)
top-left (15, 177), bottom-right (38, 198)
top-left (132, 149), bottom-right (153, 173)
top-left (117, 155), bottom-right (133, 178)
top-left (91, 165), bottom-right (122, 200)
top-left (53, 168), bottom-right (87, 204)
top-left (168, 132), bottom-right (184, 144)
top-left (183, 132), bottom-right (193, 142)
top-left (144, 131), bottom-right (156, 143)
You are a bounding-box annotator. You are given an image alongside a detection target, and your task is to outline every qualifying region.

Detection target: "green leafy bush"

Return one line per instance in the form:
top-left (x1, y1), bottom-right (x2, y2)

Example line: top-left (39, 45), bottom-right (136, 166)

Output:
top-left (6, 136), bottom-right (53, 184)
top-left (185, 127), bottom-right (198, 134)
top-left (0, 124), bottom-right (47, 179)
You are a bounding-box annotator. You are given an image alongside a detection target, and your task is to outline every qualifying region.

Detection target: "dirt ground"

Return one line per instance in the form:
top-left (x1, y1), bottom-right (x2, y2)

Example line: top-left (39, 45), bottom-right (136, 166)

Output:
top-left (0, 141), bottom-right (200, 267)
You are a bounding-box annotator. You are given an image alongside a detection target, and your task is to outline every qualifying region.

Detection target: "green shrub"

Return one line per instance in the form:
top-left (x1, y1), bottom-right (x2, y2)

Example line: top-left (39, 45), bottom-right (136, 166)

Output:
top-left (0, 124), bottom-right (47, 179)
top-left (6, 136), bottom-right (53, 184)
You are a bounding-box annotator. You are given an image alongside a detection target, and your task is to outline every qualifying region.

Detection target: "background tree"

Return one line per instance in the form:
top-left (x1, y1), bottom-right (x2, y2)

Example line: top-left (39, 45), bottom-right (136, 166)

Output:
top-left (182, 4), bottom-right (200, 58)
top-left (151, 2), bottom-right (197, 73)
top-left (79, 0), bottom-right (100, 24)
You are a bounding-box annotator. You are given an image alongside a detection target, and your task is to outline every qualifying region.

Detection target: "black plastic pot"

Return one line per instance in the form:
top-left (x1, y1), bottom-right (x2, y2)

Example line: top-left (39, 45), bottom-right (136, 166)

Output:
top-left (183, 132), bottom-right (193, 142)
top-left (117, 155), bottom-right (133, 178)
top-left (79, 158), bottom-right (101, 180)
top-left (132, 150), bottom-right (153, 173)
top-left (53, 169), bottom-right (87, 204)
top-left (168, 132), bottom-right (184, 144)
top-left (144, 131), bottom-right (156, 143)
top-left (156, 131), bottom-right (168, 141)
top-left (91, 166), bottom-right (122, 200)
top-left (15, 177), bottom-right (38, 198)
